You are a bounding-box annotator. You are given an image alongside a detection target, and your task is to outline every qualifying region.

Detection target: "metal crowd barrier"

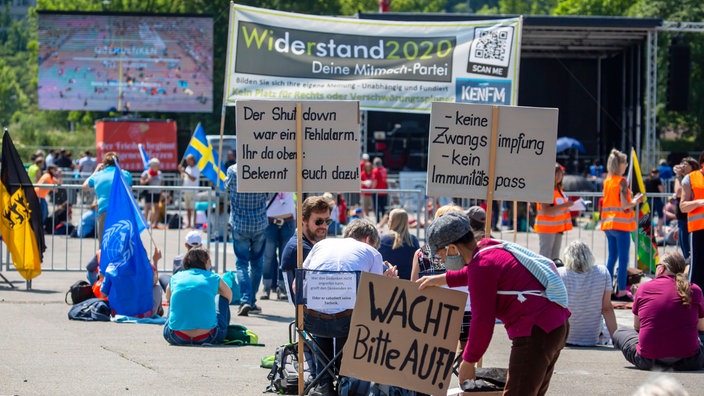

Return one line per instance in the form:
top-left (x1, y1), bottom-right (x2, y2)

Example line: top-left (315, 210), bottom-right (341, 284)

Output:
top-left (3, 185), bottom-right (676, 276)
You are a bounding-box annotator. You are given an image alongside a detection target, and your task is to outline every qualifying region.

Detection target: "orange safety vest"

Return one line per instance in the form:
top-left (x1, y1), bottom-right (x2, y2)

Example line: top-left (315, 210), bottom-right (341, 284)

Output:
top-left (600, 175), bottom-right (636, 232)
top-left (534, 188), bottom-right (573, 233)
top-left (687, 171), bottom-right (704, 232)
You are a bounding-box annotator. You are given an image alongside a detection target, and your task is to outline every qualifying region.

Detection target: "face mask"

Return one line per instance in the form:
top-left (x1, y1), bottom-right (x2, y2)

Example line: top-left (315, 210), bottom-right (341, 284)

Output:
top-left (444, 254), bottom-right (465, 270)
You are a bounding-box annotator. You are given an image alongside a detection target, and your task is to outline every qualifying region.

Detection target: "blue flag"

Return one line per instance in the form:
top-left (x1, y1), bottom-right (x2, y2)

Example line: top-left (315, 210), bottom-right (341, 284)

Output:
top-left (138, 143), bottom-right (150, 171)
top-left (184, 123), bottom-right (226, 190)
top-left (99, 162), bottom-right (153, 316)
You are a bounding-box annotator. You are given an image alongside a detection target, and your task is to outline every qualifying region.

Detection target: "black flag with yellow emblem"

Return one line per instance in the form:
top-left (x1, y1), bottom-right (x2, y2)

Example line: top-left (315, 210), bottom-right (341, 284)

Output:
top-left (1, 130), bottom-right (44, 280)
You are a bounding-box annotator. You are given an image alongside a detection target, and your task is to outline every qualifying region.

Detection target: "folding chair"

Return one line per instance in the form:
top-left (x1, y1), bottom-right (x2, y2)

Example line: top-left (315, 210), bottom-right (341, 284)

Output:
top-left (293, 268), bottom-right (361, 396)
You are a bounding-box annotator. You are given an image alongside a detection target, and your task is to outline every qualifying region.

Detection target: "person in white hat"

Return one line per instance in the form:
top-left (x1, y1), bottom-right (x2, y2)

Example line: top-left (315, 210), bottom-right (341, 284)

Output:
top-left (158, 230), bottom-right (204, 292)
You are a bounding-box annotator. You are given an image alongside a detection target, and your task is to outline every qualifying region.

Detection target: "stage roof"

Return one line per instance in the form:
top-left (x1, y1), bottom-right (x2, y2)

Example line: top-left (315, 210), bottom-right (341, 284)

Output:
top-left (357, 13), bottom-right (663, 59)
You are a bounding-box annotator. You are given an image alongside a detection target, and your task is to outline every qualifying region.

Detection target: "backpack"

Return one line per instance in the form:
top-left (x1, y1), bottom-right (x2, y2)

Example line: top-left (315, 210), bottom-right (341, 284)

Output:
top-left (338, 377), bottom-right (417, 396)
top-left (265, 342), bottom-right (314, 394)
top-left (221, 271), bottom-right (241, 305)
top-left (167, 214), bottom-right (182, 229)
top-left (68, 298), bottom-right (111, 321)
top-left (224, 324), bottom-right (263, 346)
top-left (65, 280), bottom-right (95, 305)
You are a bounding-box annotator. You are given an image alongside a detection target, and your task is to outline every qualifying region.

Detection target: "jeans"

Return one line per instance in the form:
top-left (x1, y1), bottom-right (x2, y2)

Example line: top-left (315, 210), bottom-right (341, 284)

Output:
top-left (39, 198), bottom-right (49, 224)
top-left (163, 296), bottom-right (231, 346)
top-left (233, 228), bottom-right (266, 306)
top-left (605, 230), bottom-right (631, 292)
top-left (678, 218), bottom-right (691, 260)
top-left (612, 328), bottom-right (704, 371)
top-left (304, 313), bottom-right (351, 386)
top-left (263, 221), bottom-right (295, 292)
top-left (374, 194), bottom-right (388, 222)
top-left (504, 322), bottom-right (568, 396)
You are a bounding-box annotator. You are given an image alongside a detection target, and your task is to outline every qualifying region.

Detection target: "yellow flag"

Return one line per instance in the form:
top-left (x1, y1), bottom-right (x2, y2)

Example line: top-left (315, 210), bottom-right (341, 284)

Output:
top-left (0, 131), bottom-right (45, 280)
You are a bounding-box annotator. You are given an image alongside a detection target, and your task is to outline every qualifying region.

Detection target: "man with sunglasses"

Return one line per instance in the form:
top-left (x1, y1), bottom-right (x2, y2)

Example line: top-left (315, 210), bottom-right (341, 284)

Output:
top-left (301, 219), bottom-right (399, 396)
top-left (280, 196), bottom-right (334, 297)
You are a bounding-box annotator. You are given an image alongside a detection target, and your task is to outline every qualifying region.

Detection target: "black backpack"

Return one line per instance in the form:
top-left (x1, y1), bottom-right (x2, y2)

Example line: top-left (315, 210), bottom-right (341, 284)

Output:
top-left (68, 298), bottom-right (111, 321)
top-left (65, 280), bottom-right (94, 305)
top-left (167, 214), bottom-right (182, 229)
top-left (266, 342), bottom-right (314, 394)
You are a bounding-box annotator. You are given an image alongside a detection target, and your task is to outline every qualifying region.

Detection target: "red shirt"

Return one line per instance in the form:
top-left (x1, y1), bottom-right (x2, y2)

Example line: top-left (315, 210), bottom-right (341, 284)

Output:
top-left (446, 239), bottom-right (571, 363)
top-left (632, 275), bottom-right (704, 359)
top-left (372, 166), bottom-right (388, 195)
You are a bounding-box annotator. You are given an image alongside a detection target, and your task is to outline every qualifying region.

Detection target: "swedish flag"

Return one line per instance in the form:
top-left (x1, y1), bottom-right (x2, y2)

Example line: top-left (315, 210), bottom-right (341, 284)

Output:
top-left (184, 123), bottom-right (226, 190)
top-left (0, 130), bottom-right (45, 280)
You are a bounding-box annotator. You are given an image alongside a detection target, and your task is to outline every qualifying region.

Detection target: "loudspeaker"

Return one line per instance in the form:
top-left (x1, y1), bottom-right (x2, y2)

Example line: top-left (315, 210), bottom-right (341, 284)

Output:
top-left (666, 40), bottom-right (691, 112)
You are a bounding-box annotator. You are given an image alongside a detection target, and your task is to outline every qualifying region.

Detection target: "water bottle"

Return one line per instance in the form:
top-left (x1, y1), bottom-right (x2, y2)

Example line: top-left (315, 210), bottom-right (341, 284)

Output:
top-left (73, 168), bottom-right (79, 179)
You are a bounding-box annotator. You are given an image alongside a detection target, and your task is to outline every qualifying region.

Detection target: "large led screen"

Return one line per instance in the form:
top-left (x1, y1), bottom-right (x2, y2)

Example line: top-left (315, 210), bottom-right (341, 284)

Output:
top-left (38, 12), bottom-right (213, 113)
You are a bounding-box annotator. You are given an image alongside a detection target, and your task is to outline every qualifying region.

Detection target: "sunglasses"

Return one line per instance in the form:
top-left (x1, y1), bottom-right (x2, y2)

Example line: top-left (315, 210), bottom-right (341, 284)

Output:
top-left (314, 218), bottom-right (333, 226)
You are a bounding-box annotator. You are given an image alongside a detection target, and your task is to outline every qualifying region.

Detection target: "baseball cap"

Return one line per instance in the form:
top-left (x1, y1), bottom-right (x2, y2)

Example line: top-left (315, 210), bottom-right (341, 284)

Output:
top-left (185, 230), bottom-right (203, 247)
top-left (465, 206), bottom-right (486, 223)
top-left (427, 211), bottom-right (472, 255)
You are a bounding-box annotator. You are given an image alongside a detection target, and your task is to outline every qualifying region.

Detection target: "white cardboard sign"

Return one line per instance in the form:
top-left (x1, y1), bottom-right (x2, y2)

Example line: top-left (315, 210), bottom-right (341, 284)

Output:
top-left (236, 100), bottom-right (361, 193)
top-left (427, 102), bottom-right (558, 203)
top-left (305, 272), bottom-right (357, 312)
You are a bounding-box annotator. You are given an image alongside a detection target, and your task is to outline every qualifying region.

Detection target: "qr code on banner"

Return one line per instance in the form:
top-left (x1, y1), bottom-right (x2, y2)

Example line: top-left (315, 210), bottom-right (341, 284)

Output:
top-left (469, 26), bottom-right (514, 67)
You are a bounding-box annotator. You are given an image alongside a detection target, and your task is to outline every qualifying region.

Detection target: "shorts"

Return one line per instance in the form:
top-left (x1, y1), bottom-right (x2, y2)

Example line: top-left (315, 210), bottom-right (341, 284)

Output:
top-left (183, 191), bottom-right (196, 210)
top-left (142, 191), bottom-right (161, 204)
top-left (361, 195), bottom-right (373, 212)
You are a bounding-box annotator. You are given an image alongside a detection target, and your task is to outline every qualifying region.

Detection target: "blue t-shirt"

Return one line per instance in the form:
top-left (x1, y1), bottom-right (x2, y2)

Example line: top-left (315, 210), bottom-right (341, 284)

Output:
top-left (87, 166), bottom-right (133, 214)
top-left (377, 234), bottom-right (420, 280)
top-left (168, 268), bottom-right (221, 331)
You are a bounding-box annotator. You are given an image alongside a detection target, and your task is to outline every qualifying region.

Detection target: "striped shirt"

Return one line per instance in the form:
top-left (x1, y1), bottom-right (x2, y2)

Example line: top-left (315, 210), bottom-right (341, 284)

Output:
top-left (225, 165), bottom-right (268, 234)
top-left (558, 265), bottom-right (612, 346)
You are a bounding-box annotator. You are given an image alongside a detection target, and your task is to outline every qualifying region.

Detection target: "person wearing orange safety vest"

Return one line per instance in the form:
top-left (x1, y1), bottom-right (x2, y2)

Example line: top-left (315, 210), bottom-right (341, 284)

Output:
top-left (535, 163), bottom-right (573, 259)
top-left (679, 150), bottom-right (704, 290)
top-left (601, 149), bottom-right (644, 302)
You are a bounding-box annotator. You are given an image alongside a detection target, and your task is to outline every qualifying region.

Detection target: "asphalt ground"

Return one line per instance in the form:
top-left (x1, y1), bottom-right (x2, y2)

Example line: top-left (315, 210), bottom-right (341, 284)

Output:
top-left (1, 229), bottom-right (703, 395)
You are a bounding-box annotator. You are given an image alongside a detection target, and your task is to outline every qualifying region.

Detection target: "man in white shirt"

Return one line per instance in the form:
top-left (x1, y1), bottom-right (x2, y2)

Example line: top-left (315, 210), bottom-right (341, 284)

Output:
top-left (301, 220), bottom-right (397, 396)
top-left (179, 154), bottom-right (200, 229)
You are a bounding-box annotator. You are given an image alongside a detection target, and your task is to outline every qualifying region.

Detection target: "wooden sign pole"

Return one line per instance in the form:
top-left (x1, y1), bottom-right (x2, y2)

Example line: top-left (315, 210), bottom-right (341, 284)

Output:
top-left (478, 105), bottom-right (502, 368)
top-left (295, 102), bottom-right (305, 395)
top-left (513, 201), bottom-right (518, 242)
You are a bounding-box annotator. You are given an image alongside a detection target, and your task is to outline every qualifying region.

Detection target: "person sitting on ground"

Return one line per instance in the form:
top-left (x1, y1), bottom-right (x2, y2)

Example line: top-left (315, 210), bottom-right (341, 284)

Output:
top-left (158, 230), bottom-right (204, 292)
top-left (72, 201), bottom-right (97, 238)
top-left (101, 247), bottom-right (163, 318)
top-left (558, 241), bottom-right (617, 346)
top-left (613, 252), bottom-right (704, 371)
top-left (378, 208), bottom-right (420, 280)
top-left (43, 202), bottom-right (74, 235)
top-left (163, 248), bottom-right (232, 346)
top-left (302, 220), bottom-right (398, 396)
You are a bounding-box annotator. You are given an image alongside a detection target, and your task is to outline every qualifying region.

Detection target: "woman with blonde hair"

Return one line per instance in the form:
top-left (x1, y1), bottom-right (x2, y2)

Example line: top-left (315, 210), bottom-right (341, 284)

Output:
top-left (613, 252), bottom-right (704, 371)
top-left (601, 149), bottom-right (644, 301)
top-left (378, 208), bottom-right (419, 280)
top-left (558, 240), bottom-right (617, 346)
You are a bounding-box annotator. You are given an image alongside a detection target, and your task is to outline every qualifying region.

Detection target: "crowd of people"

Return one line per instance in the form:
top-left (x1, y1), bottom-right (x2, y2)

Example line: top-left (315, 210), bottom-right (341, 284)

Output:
top-left (25, 146), bottom-right (704, 394)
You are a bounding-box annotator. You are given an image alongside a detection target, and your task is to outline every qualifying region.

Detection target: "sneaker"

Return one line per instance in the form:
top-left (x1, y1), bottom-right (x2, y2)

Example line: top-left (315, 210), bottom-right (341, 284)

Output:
top-left (276, 286), bottom-right (288, 300)
top-left (250, 304), bottom-right (262, 314)
top-left (308, 382), bottom-right (334, 396)
top-left (260, 289), bottom-right (271, 300)
top-left (237, 303), bottom-right (251, 316)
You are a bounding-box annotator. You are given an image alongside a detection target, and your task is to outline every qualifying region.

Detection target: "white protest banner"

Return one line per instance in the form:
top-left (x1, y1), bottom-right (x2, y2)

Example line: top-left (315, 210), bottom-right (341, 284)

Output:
top-left (427, 102), bottom-right (558, 203)
top-left (304, 272), bottom-right (357, 312)
top-left (225, 4), bottom-right (522, 113)
top-left (235, 100), bottom-right (360, 193)
top-left (340, 273), bottom-right (466, 396)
